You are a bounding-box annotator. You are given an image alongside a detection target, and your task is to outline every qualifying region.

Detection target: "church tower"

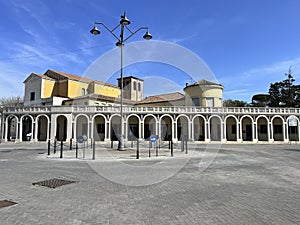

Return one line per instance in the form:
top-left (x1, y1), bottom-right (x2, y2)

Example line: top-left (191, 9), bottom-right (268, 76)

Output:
top-left (118, 76), bottom-right (143, 102)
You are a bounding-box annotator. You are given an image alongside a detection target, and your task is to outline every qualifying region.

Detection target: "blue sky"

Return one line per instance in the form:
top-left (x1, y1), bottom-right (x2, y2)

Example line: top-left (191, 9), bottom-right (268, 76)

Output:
top-left (1, 0), bottom-right (300, 102)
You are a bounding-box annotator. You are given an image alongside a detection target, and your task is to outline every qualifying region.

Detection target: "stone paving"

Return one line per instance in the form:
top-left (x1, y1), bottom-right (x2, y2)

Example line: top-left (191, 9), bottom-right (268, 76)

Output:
top-left (0, 142), bottom-right (300, 224)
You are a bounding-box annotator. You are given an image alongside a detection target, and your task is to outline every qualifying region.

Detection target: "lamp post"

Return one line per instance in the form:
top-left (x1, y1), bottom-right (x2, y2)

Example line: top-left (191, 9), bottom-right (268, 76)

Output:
top-left (90, 12), bottom-right (152, 150)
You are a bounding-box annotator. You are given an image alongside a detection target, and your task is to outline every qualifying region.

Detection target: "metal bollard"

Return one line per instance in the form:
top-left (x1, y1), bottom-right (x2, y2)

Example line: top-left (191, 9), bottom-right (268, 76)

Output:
top-left (76, 142), bottom-right (78, 158)
top-left (181, 140), bottom-right (184, 152)
top-left (156, 143), bottom-right (158, 157)
top-left (136, 139), bottom-right (139, 159)
top-left (111, 140), bottom-right (113, 149)
top-left (92, 140), bottom-right (95, 160)
top-left (168, 140), bottom-right (171, 149)
top-left (171, 140), bottom-right (173, 157)
top-left (60, 140), bottom-right (63, 158)
top-left (54, 138), bottom-right (57, 154)
top-left (70, 139), bottom-right (72, 150)
top-left (47, 140), bottom-right (50, 156)
top-left (149, 141), bottom-right (151, 158)
top-left (185, 139), bottom-right (188, 154)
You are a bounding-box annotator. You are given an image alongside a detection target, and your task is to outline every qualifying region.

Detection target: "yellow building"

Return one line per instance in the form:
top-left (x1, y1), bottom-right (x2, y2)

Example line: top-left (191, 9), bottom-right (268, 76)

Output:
top-left (23, 70), bottom-right (121, 106)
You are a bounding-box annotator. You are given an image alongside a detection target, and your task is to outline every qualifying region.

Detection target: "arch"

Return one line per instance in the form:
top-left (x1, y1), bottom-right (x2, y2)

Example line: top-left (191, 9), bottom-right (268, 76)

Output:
top-left (143, 114), bottom-right (157, 140)
top-left (287, 115), bottom-right (299, 141)
top-left (56, 115), bottom-right (67, 141)
top-left (5, 115), bottom-right (19, 141)
top-left (110, 114), bottom-right (121, 141)
top-left (240, 115), bottom-right (254, 141)
top-left (92, 114), bottom-right (107, 141)
top-left (271, 115), bottom-right (284, 141)
top-left (36, 114), bottom-right (50, 141)
top-left (176, 115), bottom-right (189, 141)
top-left (208, 115), bottom-right (222, 141)
top-left (75, 114), bottom-right (89, 139)
top-left (127, 114), bottom-right (141, 140)
top-left (192, 115), bottom-right (206, 141)
top-left (20, 114), bottom-right (34, 141)
top-left (160, 114), bottom-right (173, 141)
top-left (257, 116), bottom-right (269, 141)
top-left (225, 115), bottom-right (238, 141)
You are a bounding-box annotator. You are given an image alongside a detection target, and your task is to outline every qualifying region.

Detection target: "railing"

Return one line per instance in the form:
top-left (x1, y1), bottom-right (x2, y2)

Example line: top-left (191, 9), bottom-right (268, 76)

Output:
top-left (3, 105), bottom-right (300, 115)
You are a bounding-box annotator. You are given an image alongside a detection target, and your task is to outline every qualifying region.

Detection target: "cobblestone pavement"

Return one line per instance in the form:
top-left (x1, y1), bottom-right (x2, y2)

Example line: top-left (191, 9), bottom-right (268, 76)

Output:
top-left (0, 142), bottom-right (300, 225)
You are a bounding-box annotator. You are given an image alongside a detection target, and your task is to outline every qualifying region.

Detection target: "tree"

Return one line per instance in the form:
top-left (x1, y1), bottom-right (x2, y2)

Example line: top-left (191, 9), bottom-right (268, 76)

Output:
top-left (268, 67), bottom-right (300, 107)
top-left (223, 99), bottom-right (248, 107)
top-left (251, 94), bottom-right (271, 107)
top-left (0, 96), bottom-right (23, 107)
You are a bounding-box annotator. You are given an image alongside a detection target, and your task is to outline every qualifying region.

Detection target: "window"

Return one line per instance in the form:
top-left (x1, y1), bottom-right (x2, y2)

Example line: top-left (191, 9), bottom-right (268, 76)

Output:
top-left (138, 83), bottom-right (141, 91)
top-left (260, 125), bottom-right (267, 134)
top-left (133, 81), bottom-right (137, 90)
top-left (206, 98), bottom-right (214, 107)
top-left (231, 124), bottom-right (237, 134)
top-left (125, 81), bottom-right (129, 90)
top-left (81, 88), bottom-right (86, 96)
top-left (274, 125), bottom-right (283, 134)
top-left (30, 92), bottom-right (35, 101)
top-left (192, 97), bottom-right (199, 106)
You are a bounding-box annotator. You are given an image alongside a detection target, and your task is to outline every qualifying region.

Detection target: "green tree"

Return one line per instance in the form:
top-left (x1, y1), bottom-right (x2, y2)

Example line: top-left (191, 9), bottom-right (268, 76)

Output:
top-left (251, 94), bottom-right (270, 107)
top-left (268, 68), bottom-right (300, 107)
top-left (223, 99), bottom-right (248, 107)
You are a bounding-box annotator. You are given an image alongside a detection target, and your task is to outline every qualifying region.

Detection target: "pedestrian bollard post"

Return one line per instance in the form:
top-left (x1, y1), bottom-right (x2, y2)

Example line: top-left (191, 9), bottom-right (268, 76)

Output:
top-left (47, 140), bottom-right (50, 156)
top-left (54, 138), bottom-right (57, 154)
top-left (92, 139), bottom-right (95, 160)
top-left (185, 139), bottom-right (188, 154)
top-left (75, 142), bottom-right (78, 158)
top-left (60, 140), bottom-right (63, 158)
top-left (171, 140), bottom-right (173, 157)
top-left (136, 139), bottom-right (139, 159)
top-left (70, 139), bottom-right (72, 150)
top-left (149, 141), bottom-right (151, 158)
top-left (156, 143), bottom-right (158, 157)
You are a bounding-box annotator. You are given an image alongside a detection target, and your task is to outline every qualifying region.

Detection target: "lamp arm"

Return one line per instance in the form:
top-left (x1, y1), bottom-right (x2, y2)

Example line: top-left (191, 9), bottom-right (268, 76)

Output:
top-left (94, 22), bottom-right (121, 41)
top-left (123, 26), bottom-right (148, 43)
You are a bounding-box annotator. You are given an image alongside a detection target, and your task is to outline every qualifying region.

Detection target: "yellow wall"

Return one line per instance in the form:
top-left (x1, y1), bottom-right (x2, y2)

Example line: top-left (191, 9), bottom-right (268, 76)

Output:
top-left (67, 80), bottom-right (89, 98)
top-left (185, 85), bottom-right (223, 107)
top-left (94, 84), bottom-right (120, 98)
top-left (42, 80), bottom-right (55, 98)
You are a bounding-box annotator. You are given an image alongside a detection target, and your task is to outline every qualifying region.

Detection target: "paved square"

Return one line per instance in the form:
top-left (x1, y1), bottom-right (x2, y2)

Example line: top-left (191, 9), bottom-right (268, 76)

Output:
top-left (0, 143), bottom-right (300, 224)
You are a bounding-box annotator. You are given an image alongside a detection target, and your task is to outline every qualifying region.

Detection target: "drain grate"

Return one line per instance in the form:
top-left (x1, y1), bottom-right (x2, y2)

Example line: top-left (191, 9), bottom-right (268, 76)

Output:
top-left (32, 178), bottom-right (77, 189)
top-left (0, 200), bottom-right (17, 209)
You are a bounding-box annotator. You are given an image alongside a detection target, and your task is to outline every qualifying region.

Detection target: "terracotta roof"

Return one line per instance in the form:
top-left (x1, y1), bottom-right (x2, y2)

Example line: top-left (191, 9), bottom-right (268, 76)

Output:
top-left (65, 94), bottom-right (136, 105)
top-left (92, 80), bottom-right (118, 88)
top-left (23, 73), bottom-right (55, 83)
top-left (184, 79), bottom-right (223, 90)
top-left (46, 70), bottom-right (93, 83)
top-left (195, 80), bottom-right (222, 86)
top-left (138, 92), bottom-right (184, 104)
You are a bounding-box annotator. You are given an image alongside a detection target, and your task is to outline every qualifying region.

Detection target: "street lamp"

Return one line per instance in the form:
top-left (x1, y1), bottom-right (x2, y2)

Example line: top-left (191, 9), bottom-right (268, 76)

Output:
top-left (90, 11), bottom-right (152, 150)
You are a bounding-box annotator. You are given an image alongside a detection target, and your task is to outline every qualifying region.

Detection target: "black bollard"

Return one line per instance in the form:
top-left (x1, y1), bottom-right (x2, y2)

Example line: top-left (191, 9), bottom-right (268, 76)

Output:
top-left (168, 140), bottom-right (171, 149)
top-left (47, 140), bottom-right (50, 156)
top-left (70, 139), bottom-right (72, 150)
top-left (54, 138), bottom-right (57, 154)
top-left (156, 143), bottom-right (158, 157)
top-left (136, 139), bottom-right (139, 159)
top-left (60, 140), bottom-right (63, 158)
top-left (92, 139), bottom-right (95, 160)
top-left (76, 142), bottom-right (78, 158)
top-left (111, 140), bottom-right (113, 149)
top-left (171, 140), bottom-right (173, 157)
top-left (149, 141), bottom-right (151, 158)
top-left (185, 139), bottom-right (188, 154)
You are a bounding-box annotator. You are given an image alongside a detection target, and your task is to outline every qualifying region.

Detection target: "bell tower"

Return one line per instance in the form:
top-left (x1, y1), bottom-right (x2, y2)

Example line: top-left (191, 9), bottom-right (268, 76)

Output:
top-left (118, 76), bottom-right (143, 102)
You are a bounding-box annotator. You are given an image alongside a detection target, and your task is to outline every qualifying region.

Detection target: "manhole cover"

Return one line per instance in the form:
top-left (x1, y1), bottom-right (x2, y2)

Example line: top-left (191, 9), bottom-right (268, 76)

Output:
top-left (32, 178), bottom-right (77, 189)
top-left (0, 200), bottom-right (17, 209)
